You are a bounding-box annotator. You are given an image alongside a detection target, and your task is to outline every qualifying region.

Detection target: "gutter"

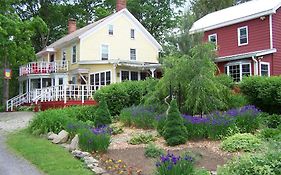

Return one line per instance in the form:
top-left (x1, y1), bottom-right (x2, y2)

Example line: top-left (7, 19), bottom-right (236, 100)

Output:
top-left (252, 56), bottom-right (258, 76)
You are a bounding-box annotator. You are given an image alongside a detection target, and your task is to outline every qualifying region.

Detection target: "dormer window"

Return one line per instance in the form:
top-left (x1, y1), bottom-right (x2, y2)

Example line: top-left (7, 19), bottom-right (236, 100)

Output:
top-left (108, 25), bottom-right (113, 35)
top-left (208, 33), bottom-right (217, 50)
top-left (238, 26), bottom-right (248, 46)
top-left (130, 29), bottom-right (135, 39)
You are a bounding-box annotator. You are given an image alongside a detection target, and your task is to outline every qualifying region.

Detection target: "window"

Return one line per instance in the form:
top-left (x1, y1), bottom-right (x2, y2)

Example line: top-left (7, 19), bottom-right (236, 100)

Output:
top-left (59, 78), bottom-right (63, 85)
top-left (131, 71), bottom-right (138, 81)
top-left (260, 62), bottom-right (270, 76)
top-left (121, 71), bottom-right (129, 81)
top-left (130, 49), bottom-right (136, 60)
top-left (72, 45), bottom-right (77, 63)
top-left (130, 29), bottom-right (135, 39)
top-left (101, 45), bottom-right (109, 60)
top-left (208, 34), bottom-right (217, 50)
top-left (225, 63), bottom-right (251, 82)
top-left (90, 71), bottom-right (111, 90)
top-left (71, 76), bottom-right (76, 84)
top-left (108, 25), bottom-right (113, 35)
top-left (140, 72), bottom-right (147, 80)
top-left (238, 26), bottom-right (248, 46)
top-left (62, 49), bottom-right (66, 65)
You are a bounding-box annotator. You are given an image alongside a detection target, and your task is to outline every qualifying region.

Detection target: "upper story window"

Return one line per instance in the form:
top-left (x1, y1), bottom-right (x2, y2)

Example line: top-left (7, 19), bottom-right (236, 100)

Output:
top-left (101, 44), bottom-right (109, 60)
top-left (72, 45), bottom-right (76, 63)
top-left (208, 33), bottom-right (217, 50)
top-left (225, 62), bottom-right (251, 82)
top-left (108, 25), bottom-right (113, 35)
top-left (62, 49), bottom-right (66, 64)
top-left (238, 26), bottom-right (248, 46)
top-left (130, 48), bottom-right (136, 60)
top-left (260, 62), bottom-right (270, 76)
top-left (130, 29), bottom-right (135, 39)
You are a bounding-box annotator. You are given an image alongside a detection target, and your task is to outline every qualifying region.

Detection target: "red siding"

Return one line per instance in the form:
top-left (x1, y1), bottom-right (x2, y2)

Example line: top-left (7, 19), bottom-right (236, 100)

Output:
top-left (272, 8), bottom-right (281, 75)
top-left (204, 17), bottom-right (271, 57)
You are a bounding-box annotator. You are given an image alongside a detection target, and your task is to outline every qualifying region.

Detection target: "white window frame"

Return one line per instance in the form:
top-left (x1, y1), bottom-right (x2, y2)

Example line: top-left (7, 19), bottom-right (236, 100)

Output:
top-left (71, 45), bottom-right (77, 64)
top-left (130, 48), bottom-right (136, 60)
top-left (208, 33), bottom-right (217, 50)
top-left (130, 29), bottom-right (135, 39)
top-left (225, 62), bottom-right (252, 82)
top-left (238, 26), bottom-right (248, 46)
top-left (90, 70), bottom-right (112, 90)
top-left (119, 70), bottom-right (140, 82)
top-left (108, 25), bottom-right (113, 35)
top-left (101, 44), bottom-right (109, 60)
top-left (61, 48), bottom-right (66, 65)
top-left (259, 62), bottom-right (270, 77)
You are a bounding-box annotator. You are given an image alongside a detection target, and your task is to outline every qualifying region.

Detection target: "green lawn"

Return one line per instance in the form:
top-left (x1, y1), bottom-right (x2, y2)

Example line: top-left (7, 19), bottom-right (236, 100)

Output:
top-left (6, 130), bottom-right (93, 175)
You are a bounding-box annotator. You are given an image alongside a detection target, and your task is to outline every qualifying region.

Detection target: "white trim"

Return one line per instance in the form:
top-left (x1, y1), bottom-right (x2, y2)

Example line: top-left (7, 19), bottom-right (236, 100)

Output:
top-left (46, 48), bottom-right (55, 52)
top-left (119, 69), bottom-right (141, 82)
top-left (89, 70), bottom-right (112, 89)
top-left (269, 14), bottom-right (273, 49)
top-left (100, 44), bottom-right (110, 60)
top-left (259, 62), bottom-right (270, 76)
top-left (238, 26), bottom-right (248, 46)
top-left (215, 48), bottom-right (277, 62)
top-left (79, 9), bottom-right (162, 51)
top-left (225, 62), bottom-right (251, 82)
top-left (208, 33), bottom-right (218, 50)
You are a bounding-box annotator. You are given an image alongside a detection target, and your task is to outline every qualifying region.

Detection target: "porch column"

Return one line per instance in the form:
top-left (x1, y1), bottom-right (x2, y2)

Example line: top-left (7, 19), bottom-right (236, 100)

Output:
top-left (150, 68), bottom-right (156, 78)
top-left (28, 78), bottom-right (31, 92)
top-left (40, 77), bottom-right (43, 89)
top-left (19, 81), bottom-right (23, 94)
top-left (113, 64), bottom-right (117, 83)
top-left (25, 80), bottom-right (28, 93)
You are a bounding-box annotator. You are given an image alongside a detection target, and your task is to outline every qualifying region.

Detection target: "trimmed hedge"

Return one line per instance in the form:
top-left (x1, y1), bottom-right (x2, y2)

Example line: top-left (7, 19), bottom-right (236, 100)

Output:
top-left (240, 76), bottom-right (281, 114)
top-left (93, 79), bottom-right (158, 116)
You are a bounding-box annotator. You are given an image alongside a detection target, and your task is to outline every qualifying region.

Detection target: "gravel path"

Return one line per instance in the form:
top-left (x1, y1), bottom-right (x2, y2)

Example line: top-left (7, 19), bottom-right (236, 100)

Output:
top-left (0, 112), bottom-right (43, 175)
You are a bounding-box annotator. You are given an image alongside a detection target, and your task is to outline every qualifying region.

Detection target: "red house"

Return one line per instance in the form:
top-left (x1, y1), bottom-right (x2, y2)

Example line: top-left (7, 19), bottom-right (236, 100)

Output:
top-left (190, 0), bottom-right (281, 81)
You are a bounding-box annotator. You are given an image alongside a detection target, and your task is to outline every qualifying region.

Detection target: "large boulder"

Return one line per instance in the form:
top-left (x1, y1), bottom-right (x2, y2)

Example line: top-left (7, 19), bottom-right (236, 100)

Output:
top-left (52, 130), bottom-right (69, 144)
top-left (69, 134), bottom-right (79, 151)
top-left (48, 132), bottom-right (58, 140)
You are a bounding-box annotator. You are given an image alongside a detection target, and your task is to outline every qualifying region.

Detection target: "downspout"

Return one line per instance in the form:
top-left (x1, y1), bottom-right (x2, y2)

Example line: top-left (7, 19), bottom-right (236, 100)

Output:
top-left (252, 56), bottom-right (258, 76)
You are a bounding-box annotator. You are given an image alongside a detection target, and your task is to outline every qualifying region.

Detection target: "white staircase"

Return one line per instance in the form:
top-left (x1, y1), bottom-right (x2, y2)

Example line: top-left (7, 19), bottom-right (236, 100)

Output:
top-left (6, 84), bottom-right (95, 111)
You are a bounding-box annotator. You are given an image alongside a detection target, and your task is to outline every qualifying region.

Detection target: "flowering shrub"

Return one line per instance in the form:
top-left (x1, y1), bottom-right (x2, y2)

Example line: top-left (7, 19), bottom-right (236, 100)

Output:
top-left (78, 125), bottom-right (111, 152)
top-left (183, 105), bottom-right (261, 140)
top-left (155, 152), bottom-right (194, 175)
top-left (120, 105), bottom-right (157, 129)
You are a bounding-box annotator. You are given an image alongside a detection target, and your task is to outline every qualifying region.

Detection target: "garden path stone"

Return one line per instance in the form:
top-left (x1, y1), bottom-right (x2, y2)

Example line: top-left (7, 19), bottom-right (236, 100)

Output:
top-left (52, 130), bottom-right (69, 144)
top-left (0, 112), bottom-right (43, 175)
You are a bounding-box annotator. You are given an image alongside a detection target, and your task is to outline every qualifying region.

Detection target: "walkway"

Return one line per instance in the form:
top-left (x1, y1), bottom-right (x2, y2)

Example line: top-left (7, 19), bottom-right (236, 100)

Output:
top-left (0, 112), bottom-right (43, 175)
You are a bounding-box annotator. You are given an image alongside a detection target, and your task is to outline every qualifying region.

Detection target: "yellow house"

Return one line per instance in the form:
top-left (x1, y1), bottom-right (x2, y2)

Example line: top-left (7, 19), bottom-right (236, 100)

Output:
top-left (6, 0), bottom-right (162, 111)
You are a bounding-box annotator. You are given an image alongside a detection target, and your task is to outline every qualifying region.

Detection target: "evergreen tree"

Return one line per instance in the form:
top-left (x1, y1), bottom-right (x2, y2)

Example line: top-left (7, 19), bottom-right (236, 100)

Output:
top-left (163, 99), bottom-right (187, 146)
top-left (94, 99), bottom-right (112, 127)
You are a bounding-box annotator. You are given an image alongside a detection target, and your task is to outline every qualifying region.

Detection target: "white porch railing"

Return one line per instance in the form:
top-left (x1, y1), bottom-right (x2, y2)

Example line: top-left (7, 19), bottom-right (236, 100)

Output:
top-left (6, 84), bottom-right (95, 111)
top-left (19, 60), bottom-right (68, 76)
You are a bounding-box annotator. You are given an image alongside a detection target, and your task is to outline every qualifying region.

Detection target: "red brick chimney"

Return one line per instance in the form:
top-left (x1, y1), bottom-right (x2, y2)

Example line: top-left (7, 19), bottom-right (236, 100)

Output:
top-left (68, 19), bottom-right (76, 34)
top-left (116, 0), bottom-right (127, 11)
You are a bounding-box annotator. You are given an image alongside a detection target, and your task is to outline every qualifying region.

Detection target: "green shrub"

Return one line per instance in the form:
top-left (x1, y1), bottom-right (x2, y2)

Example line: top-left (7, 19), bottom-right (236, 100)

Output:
top-left (221, 133), bottom-right (262, 152)
top-left (94, 79), bottom-right (158, 116)
top-left (240, 76), bottom-right (281, 114)
top-left (64, 105), bottom-right (96, 122)
top-left (78, 126), bottom-right (110, 152)
top-left (28, 109), bottom-right (76, 135)
top-left (156, 114), bottom-right (166, 136)
top-left (144, 143), bottom-right (164, 158)
top-left (109, 124), bottom-right (124, 135)
top-left (162, 99), bottom-right (187, 146)
top-left (228, 94), bottom-right (249, 109)
top-left (216, 74), bottom-right (234, 88)
top-left (258, 128), bottom-right (281, 141)
top-left (65, 121), bottom-right (90, 138)
top-left (17, 105), bottom-right (33, 111)
top-left (264, 114), bottom-right (281, 129)
top-left (129, 133), bottom-right (155, 145)
top-left (120, 105), bottom-right (157, 129)
top-left (217, 146), bottom-right (281, 175)
top-left (94, 99), bottom-right (111, 127)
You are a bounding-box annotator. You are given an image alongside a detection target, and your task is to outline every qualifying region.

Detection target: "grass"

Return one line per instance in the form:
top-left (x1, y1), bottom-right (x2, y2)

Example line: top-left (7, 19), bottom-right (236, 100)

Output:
top-left (6, 130), bottom-right (93, 175)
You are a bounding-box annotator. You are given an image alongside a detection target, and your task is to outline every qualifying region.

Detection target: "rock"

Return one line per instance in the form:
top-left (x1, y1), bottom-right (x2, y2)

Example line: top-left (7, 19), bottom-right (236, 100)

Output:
top-left (91, 167), bottom-right (106, 175)
top-left (69, 134), bottom-right (79, 151)
top-left (52, 130), bottom-right (69, 144)
top-left (48, 133), bottom-right (58, 140)
top-left (60, 143), bottom-right (70, 150)
top-left (210, 171), bottom-right (217, 175)
top-left (81, 152), bottom-right (90, 157)
top-left (83, 156), bottom-right (99, 165)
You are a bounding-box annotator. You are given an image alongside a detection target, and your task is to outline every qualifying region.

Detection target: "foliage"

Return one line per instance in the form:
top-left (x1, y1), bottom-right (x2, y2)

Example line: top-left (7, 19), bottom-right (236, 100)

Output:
top-left (258, 128), bottom-right (281, 141)
top-left (227, 94), bottom-right (249, 109)
top-left (156, 114), bottom-right (167, 136)
top-left (120, 105), bottom-right (157, 129)
top-left (155, 152), bottom-right (195, 175)
top-left (183, 105), bottom-right (261, 140)
top-left (221, 133), bottom-right (262, 152)
top-left (64, 105), bottom-right (97, 122)
top-left (240, 76), bottom-right (281, 114)
top-left (94, 79), bottom-right (158, 116)
top-left (215, 74), bottom-right (234, 89)
top-left (144, 143), bottom-right (164, 158)
top-left (17, 105), bottom-right (34, 111)
top-left (94, 99), bottom-right (112, 127)
top-left (129, 133), bottom-right (155, 145)
top-left (163, 99), bottom-right (187, 146)
top-left (217, 143), bottom-right (281, 175)
top-left (109, 123), bottom-right (124, 135)
top-left (28, 109), bottom-right (75, 135)
top-left (261, 113), bottom-right (281, 129)
top-left (78, 126), bottom-right (111, 152)
top-left (65, 121), bottom-right (90, 138)
top-left (7, 130), bottom-right (93, 175)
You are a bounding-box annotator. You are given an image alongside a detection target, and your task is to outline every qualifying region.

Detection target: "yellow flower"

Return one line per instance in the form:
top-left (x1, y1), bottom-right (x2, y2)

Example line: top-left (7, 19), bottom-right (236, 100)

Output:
top-left (108, 159), bottom-right (112, 162)
top-left (107, 166), bottom-right (111, 169)
top-left (115, 164), bottom-right (118, 168)
top-left (123, 165), bottom-right (126, 168)
top-left (117, 159), bottom-right (122, 163)
top-left (118, 170), bottom-right (124, 174)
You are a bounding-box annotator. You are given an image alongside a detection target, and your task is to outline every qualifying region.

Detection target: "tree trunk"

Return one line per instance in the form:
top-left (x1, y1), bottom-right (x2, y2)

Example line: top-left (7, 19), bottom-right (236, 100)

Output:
top-left (2, 50), bottom-right (9, 108)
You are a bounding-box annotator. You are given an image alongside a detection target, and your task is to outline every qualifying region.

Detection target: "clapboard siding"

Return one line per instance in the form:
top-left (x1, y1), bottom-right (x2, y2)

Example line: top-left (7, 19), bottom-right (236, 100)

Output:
top-left (272, 8), bottom-right (281, 75)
